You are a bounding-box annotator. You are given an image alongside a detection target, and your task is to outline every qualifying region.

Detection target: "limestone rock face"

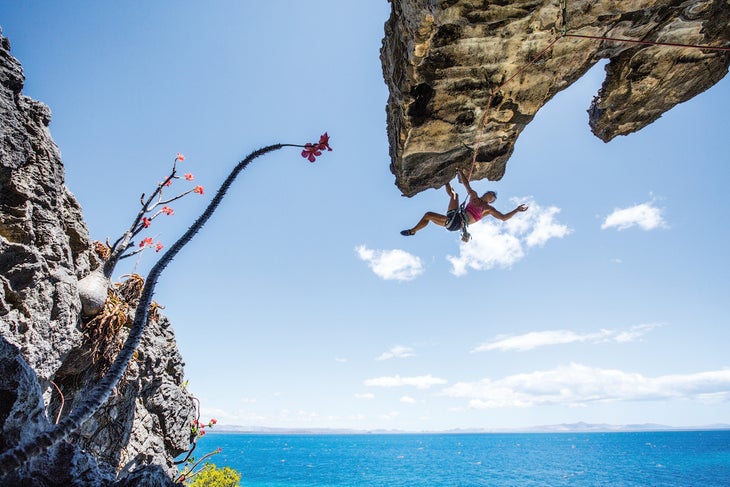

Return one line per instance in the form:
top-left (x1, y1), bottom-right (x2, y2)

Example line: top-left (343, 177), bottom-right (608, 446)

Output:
top-left (381, 0), bottom-right (730, 196)
top-left (0, 31), bottom-right (195, 485)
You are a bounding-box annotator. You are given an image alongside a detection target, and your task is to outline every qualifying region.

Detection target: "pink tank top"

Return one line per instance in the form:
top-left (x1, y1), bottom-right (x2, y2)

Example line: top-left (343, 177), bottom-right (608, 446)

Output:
top-left (465, 200), bottom-right (483, 222)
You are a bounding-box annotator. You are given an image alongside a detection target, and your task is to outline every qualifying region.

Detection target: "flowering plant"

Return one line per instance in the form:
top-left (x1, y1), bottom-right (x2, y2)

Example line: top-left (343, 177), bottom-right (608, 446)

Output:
top-left (175, 394), bottom-right (223, 483)
top-left (300, 132), bottom-right (332, 162)
top-left (121, 133), bottom-right (331, 260)
top-left (0, 134), bottom-right (335, 476)
top-left (112, 152), bottom-right (206, 259)
top-left (190, 417), bottom-right (218, 439)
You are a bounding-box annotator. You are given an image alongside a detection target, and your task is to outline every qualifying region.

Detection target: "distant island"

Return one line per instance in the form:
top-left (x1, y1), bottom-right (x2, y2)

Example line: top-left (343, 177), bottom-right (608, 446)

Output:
top-left (212, 422), bottom-right (730, 435)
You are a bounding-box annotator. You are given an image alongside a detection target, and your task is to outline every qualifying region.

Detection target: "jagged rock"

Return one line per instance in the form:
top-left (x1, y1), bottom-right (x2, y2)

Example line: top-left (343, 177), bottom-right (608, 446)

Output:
top-left (381, 0), bottom-right (730, 196)
top-left (0, 337), bottom-right (117, 487)
top-left (0, 30), bottom-right (196, 485)
top-left (0, 32), bottom-right (90, 380)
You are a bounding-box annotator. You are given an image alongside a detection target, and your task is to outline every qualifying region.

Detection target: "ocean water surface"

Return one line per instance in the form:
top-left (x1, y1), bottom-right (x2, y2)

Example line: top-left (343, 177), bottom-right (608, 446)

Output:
top-left (193, 431), bottom-right (730, 486)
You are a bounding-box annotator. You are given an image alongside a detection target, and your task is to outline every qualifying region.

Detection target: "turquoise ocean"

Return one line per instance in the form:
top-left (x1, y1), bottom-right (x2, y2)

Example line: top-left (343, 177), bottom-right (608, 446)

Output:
top-left (193, 431), bottom-right (730, 486)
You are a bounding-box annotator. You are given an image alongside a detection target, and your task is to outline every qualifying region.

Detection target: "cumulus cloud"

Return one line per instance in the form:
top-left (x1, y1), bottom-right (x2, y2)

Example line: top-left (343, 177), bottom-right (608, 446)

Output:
top-left (472, 323), bottom-right (662, 352)
top-left (376, 345), bottom-right (416, 361)
top-left (447, 197), bottom-right (571, 276)
top-left (355, 245), bottom-right (424, 281)
top-left (364, 374), bottom-right (448, 390)
top-left (602, 201), bottom-right (667, 231)
top-left (441, 363), bottom-right (730, 408)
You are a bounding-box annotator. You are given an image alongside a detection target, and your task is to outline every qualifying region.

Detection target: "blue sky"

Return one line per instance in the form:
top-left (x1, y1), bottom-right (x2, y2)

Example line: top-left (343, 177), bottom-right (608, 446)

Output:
top-left (2, 1), bottom-right (729, 432)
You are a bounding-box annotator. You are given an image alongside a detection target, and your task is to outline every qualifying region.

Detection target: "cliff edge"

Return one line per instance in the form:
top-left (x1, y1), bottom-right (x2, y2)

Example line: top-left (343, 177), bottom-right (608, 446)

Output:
top-left (0, 31), bottom-right (195, 486)
top-left (381, 0), bottom-right (729, 196)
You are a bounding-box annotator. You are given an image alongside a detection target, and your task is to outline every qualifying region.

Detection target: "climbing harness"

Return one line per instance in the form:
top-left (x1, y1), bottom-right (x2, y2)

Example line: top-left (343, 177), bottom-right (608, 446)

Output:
top-left (445, 200), bottom-right (472, 243)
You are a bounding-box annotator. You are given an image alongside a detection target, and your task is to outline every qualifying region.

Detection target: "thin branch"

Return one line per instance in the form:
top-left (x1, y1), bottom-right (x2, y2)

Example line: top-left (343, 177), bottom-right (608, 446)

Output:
top-left (49, 381), bottom-right (65, 425)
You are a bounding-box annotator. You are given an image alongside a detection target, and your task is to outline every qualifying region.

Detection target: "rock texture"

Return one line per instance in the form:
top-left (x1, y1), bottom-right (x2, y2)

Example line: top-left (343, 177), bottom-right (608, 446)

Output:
top-left (381, 0), bottom-right (730, 196)
top-left (0, 31), bottom-right (195, 486)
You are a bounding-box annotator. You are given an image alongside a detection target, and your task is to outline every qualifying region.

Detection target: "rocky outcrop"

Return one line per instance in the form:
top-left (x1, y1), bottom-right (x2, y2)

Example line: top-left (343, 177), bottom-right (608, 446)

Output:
top-left (382, 0), bottom-right (730, 196)
top-left (0, 31), bottom-right (195, 485)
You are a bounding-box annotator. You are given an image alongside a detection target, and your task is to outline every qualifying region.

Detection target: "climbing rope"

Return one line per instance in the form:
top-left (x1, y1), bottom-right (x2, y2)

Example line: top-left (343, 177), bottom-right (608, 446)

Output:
top-left (563, 33), bottom-right (730, 52)
top-left (467, 35), bottom-right (562, 179)
top-left (465, 0), bottom-right (729, 181)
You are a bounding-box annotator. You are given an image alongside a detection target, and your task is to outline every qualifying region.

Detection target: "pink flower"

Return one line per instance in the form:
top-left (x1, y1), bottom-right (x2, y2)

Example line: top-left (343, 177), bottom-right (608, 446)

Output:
top-left (161, 206), bottom-right (174, 215)
top-left (193, 185), bottom-right (204, 195)
top-left (163, 179), bottom-right (173, 187)
top-left (184, 173), bottom-right (194, 181)
top-left (155, 242), bottom-right (164, 252)
top-left (175, 153), bottom-right (185, 162)
top-left (142, 217), bottom-right (151, 228)
top-left (318, 132), bottom-right (332, 151)
top-left (199, 429), bottom-right (206, 436)
top-left (210, 418), bottom-right (217, 425)
top-left (139, 237), bottom-right (153, 248)
top-left (301, 143), bottom-right (322, 162)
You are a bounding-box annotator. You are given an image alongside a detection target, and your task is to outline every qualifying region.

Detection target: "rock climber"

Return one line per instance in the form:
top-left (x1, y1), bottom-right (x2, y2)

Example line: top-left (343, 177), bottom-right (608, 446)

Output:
top-left (400, 169), bottom-right (528, 242)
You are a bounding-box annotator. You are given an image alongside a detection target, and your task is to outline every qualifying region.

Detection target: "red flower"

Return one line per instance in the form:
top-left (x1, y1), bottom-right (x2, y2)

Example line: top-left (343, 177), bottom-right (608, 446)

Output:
top-left (301, 143), bottom-right (322, 162)
top-left (142, 217), bottom-right (151, 228)
top-left (163, 179), bottom-right (173, 187)
top-left (199, 429), bottom-right (206, 436)
top-left (184, 173), bottom-right (194, 181)
top-left (210, 418), bottom-right (217, 425)
top-left (318, 132), bottom-right (332, 151)
top-left (155, 242), bottom-right (164, 252)
top-left (193, 185), bottom-right (204, 195)
top-left (175, 153), bottom-right (185, 162)
top-left (161, 206), bottom-right (174, 215)
top-left (139, 237), bottom-right (153, 248)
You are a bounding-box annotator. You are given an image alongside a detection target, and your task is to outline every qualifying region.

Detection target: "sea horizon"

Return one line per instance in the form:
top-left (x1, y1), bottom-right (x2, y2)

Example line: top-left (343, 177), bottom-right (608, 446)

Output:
top-left (211, 421), bottom-right (730, 435)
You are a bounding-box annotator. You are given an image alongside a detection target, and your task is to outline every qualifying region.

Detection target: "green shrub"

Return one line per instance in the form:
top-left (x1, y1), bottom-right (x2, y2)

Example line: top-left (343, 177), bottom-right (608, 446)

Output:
top-left (187, 463), bottom-right (241, 487)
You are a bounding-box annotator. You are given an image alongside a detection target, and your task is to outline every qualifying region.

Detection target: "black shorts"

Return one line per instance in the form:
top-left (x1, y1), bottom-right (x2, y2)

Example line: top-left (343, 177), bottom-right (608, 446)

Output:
top-left (445, 209), bottom-right (463, 232)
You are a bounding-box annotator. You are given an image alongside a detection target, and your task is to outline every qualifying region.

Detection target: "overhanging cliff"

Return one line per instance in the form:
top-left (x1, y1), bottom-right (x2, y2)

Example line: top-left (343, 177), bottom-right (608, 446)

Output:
top-left (381, 0), bottom-right (730, 196)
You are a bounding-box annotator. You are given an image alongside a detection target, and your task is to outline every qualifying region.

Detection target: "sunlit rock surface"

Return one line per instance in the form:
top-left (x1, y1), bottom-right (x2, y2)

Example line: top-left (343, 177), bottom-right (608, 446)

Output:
top-left (0, 30), bottom-right (194, 486)
top-left (381, 0), bottom-right (729, 196)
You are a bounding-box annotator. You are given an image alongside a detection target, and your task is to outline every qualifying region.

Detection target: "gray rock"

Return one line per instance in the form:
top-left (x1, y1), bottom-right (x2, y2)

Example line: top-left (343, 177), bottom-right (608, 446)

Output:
top-left (0, 30), bottom-right (196, 485)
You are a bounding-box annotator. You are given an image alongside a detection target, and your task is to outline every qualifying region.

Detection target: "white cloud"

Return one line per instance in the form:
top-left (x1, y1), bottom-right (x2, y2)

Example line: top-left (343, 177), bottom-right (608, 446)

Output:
top-left (355, 393), bottom-right (375, 400)
top-left (355, 245), bottom-right (424, 281)
top-left (447, 197), bottom-right (571, 276)
top-left (376, 345), bottom-right (415, 361)
top-left (602, 202), bottom-right (667, 231)
top-left (522, 205), bottom-right (573, 247)
top-left (442, 363), bottom-right (730, 408)
top-left (472, 323), bottom-right (662, 352)
top-left (613, 323), bottom-right (662, 343)
top-left (364, 374), bottom-right (448, 390)
top-left (400, 395), bottom-right (417, 404)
